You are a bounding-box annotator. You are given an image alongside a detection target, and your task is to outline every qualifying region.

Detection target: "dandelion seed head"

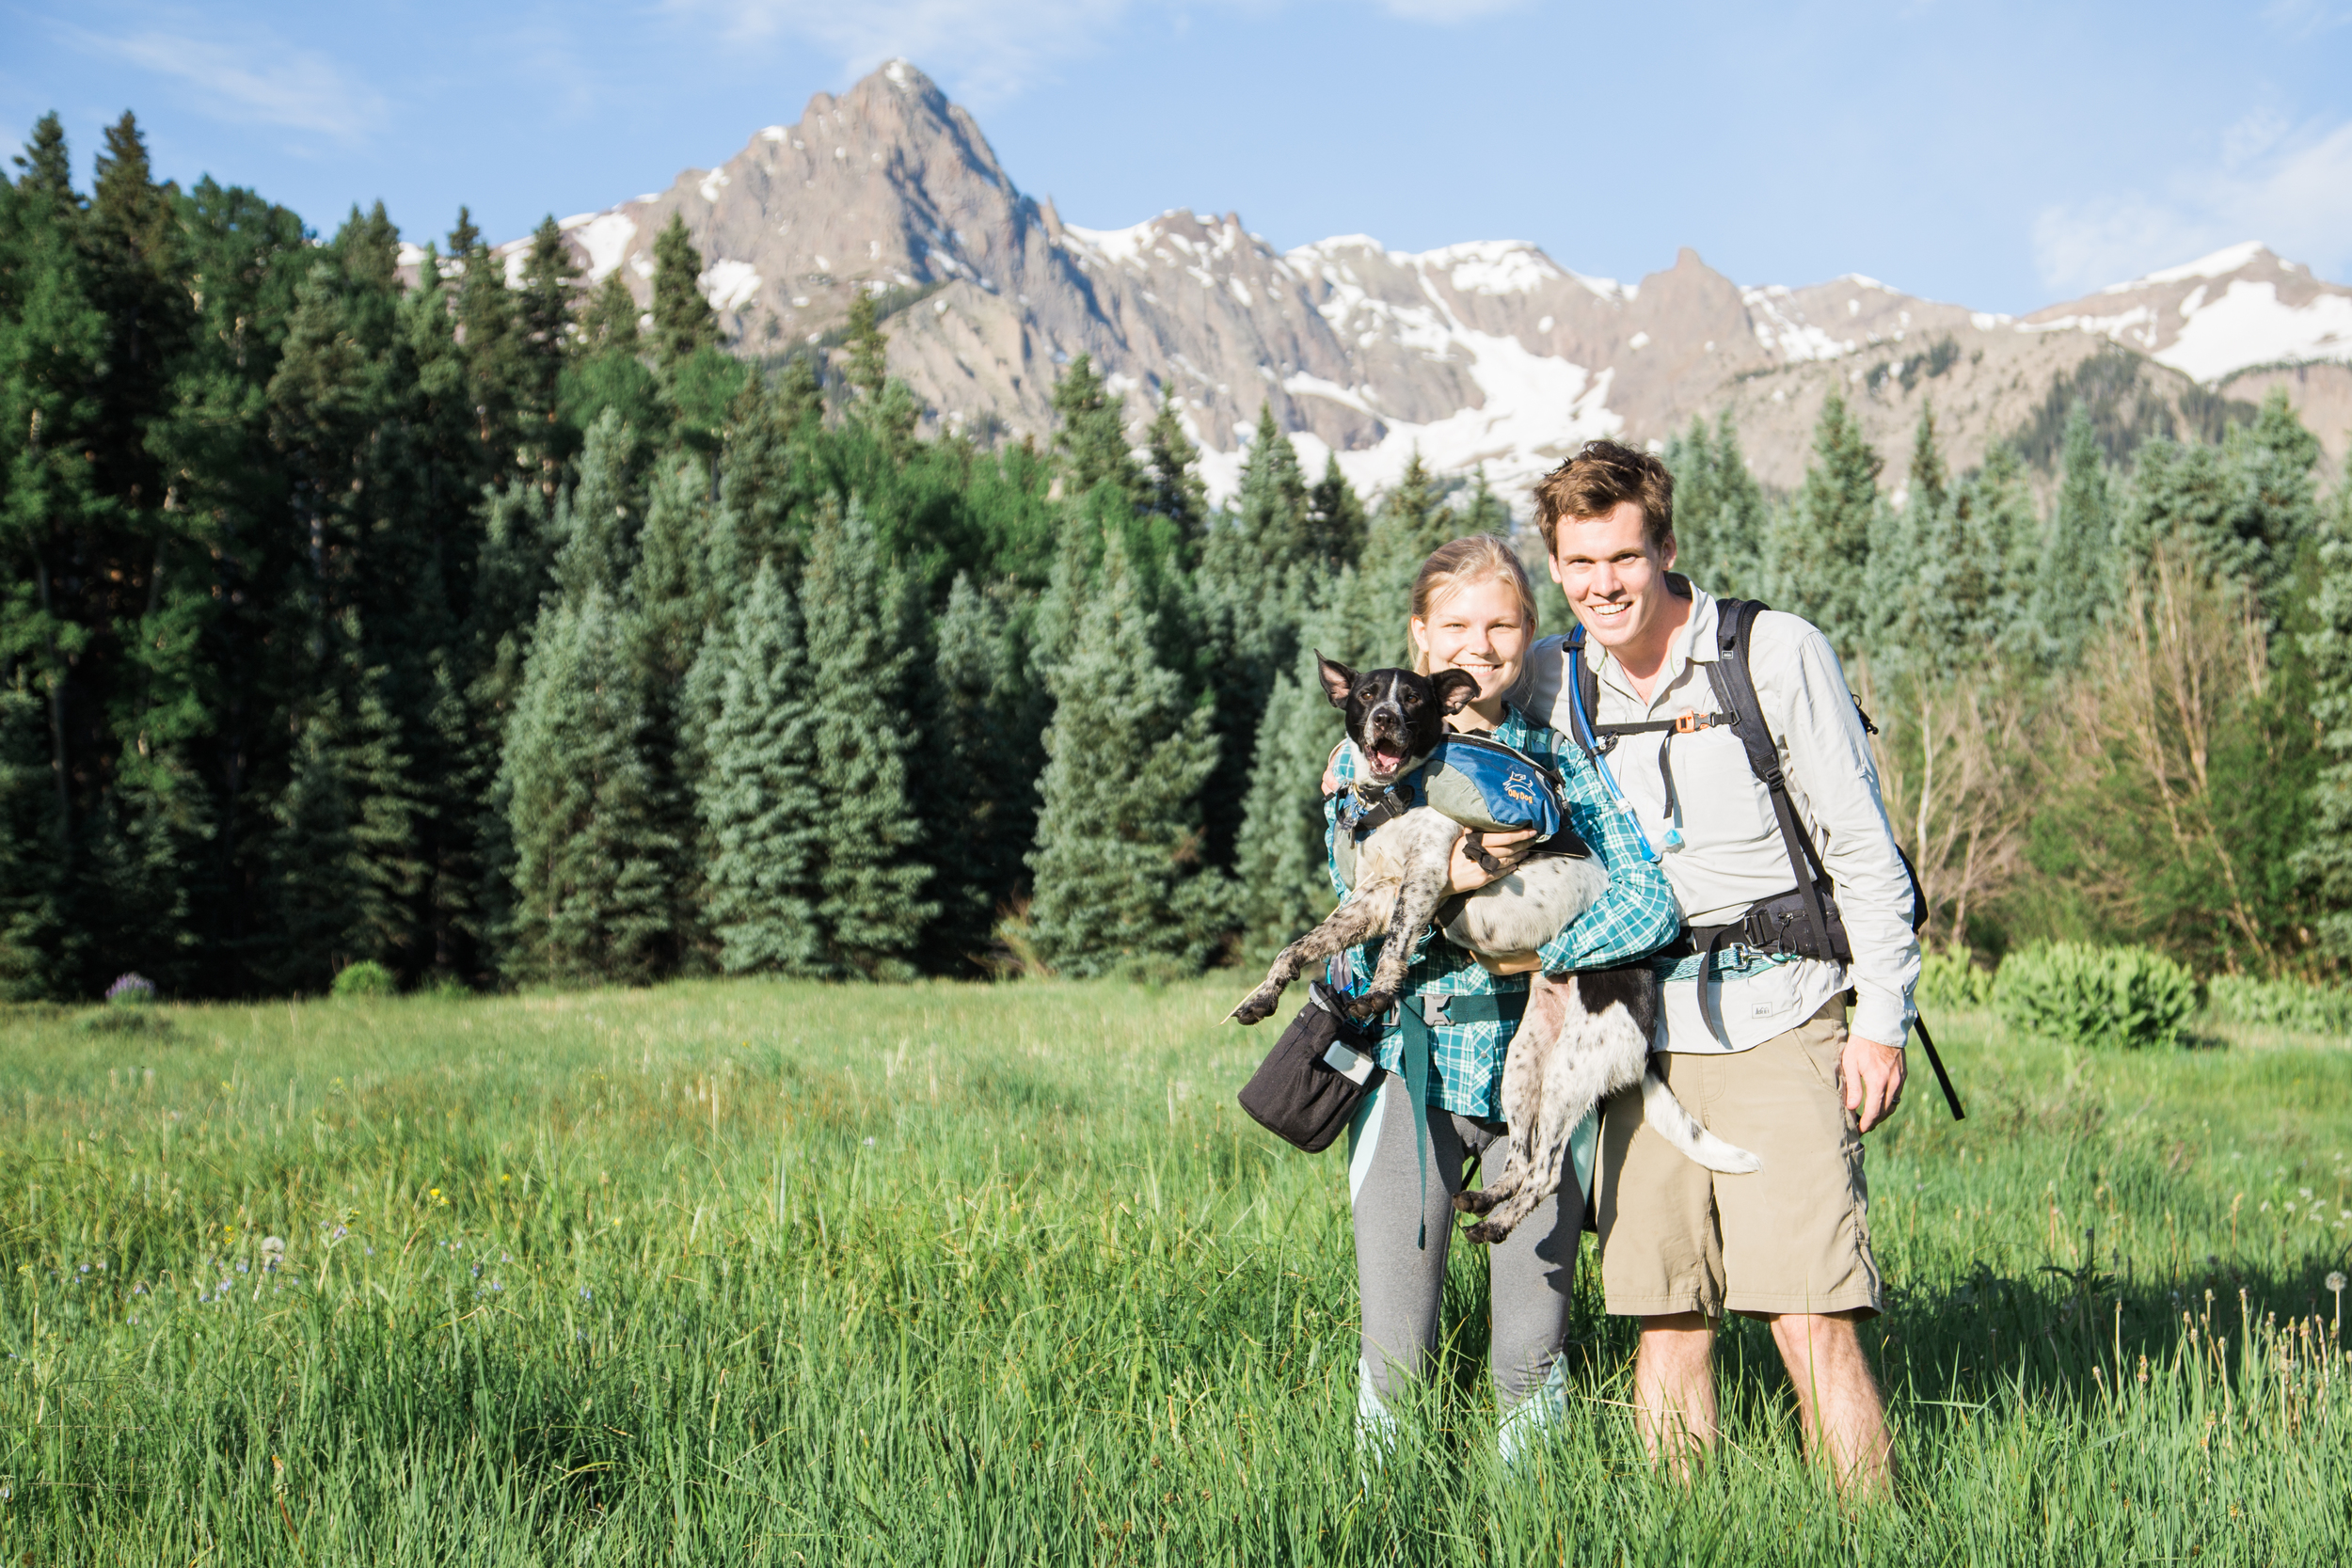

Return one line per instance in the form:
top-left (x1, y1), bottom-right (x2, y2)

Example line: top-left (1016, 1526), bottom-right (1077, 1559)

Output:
top-left (2328, 1272), bottom-right (2346, 1292)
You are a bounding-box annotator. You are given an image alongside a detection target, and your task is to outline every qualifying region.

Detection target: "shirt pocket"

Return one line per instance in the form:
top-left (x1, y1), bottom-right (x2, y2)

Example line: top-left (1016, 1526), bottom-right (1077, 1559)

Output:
top-left (1667, 726), bottom-right (1776, 853)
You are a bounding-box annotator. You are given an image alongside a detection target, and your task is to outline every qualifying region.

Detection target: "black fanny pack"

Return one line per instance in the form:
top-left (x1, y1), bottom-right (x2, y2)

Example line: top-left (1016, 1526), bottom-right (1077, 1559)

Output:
top-left (1236, 983), bottom-right (1385, 1154)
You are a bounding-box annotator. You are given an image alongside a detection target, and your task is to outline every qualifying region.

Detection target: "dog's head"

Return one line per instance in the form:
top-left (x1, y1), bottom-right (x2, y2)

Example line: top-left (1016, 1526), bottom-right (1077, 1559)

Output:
top-left (1316, 654), bottom-right (1479, 786)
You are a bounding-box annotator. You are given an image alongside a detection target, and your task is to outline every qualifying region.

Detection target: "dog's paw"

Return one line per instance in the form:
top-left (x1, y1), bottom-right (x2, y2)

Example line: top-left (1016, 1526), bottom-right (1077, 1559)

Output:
top-left (1229, 989), bottom-right (1280, 1026)
top-left (1345, 990), bottom-right (1393, 1022)
top-left (1461, 1219), bottom-right (1510, 1245)
top-left (1452, 1189), bottom-right (1498, 1215)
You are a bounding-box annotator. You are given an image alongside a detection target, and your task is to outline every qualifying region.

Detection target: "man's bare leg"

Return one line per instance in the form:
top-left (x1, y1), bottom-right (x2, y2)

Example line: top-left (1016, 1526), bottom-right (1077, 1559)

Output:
top-left (1632, 1313), bottom-right (1718, 1478)
top-left (1766, 1310), bottom-right (1892, 1497)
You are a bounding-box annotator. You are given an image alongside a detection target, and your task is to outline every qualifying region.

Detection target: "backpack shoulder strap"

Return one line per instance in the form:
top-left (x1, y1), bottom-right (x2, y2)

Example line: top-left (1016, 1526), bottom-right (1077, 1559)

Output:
top-left (1703, 597), bottom-right (1838, 961)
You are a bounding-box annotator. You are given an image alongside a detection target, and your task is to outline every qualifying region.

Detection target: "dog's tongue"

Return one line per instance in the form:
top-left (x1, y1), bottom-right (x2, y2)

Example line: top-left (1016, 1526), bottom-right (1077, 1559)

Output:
top-left (1370, 741), bottom-right (1407, 772)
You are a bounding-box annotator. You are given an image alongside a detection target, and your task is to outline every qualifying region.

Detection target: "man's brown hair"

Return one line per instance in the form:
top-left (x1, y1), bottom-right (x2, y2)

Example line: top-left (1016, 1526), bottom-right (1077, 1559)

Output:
top-left (1531, 439), bottom-right (1675, 556)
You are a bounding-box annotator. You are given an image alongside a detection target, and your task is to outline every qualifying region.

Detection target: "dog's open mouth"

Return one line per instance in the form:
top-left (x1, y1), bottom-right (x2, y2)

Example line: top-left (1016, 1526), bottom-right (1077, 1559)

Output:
top-left (1366, 739), bottom-right (1409, 776)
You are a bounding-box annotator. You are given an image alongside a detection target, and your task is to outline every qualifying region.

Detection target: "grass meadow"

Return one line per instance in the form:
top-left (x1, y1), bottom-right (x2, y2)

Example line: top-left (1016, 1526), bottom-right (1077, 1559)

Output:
top-left (1, 978), bottom-right (2348, 1564)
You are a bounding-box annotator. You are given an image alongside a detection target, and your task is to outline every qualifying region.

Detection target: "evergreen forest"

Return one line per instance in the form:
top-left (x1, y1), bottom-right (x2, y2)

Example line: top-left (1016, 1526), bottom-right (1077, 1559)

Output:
top-left (6, 113), bottom-right (2352, 1000)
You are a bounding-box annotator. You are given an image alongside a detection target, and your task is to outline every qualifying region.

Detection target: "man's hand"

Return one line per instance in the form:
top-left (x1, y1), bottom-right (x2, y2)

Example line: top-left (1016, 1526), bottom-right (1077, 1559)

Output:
top-left (1839, 1035), bottom-right (1906, 1132)
top-left (1448, 827), bottom-right (1537, 895)
top-left (1476, 951), bottom-right (1542, 975)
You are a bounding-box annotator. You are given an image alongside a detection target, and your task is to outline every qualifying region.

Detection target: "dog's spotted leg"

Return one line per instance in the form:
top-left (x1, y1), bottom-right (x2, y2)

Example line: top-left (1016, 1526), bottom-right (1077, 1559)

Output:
top-left (1454, 972), bottom-right (1570, 1222)
top-left (1347, 826), bottom-right (1459, 1021)
top-left (1230, 889), bottom-right (1392, 1024)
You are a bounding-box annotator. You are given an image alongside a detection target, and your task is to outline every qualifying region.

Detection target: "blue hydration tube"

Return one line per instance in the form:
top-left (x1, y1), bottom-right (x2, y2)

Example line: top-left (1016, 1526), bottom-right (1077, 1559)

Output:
top-left (1565, 628), bottom-right (1661, 864)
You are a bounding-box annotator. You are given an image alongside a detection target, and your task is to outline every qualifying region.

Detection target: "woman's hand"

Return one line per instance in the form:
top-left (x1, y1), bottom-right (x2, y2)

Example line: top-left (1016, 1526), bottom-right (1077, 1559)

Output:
top-left (1448, 827), bottom-right (1537, 895)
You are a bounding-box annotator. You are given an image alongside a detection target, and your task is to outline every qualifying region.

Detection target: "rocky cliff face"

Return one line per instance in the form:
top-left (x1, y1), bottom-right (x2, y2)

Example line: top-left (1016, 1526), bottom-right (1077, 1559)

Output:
top-left (506, 61), bottom-right (2352, 503)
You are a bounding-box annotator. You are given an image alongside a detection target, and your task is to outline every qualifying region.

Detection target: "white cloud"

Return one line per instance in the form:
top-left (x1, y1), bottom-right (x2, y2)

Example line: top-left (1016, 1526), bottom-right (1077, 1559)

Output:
top-left (61, 26), bottom-right (389, 143)
top-left (679, 0), bottom-right (1531, 100)
top-left (2032, 115), bottom-right (2352, 293)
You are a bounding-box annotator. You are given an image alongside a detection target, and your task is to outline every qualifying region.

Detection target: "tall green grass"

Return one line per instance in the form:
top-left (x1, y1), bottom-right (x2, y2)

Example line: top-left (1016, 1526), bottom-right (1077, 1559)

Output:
top-left (2, 981), bottom-right (2349, 1562)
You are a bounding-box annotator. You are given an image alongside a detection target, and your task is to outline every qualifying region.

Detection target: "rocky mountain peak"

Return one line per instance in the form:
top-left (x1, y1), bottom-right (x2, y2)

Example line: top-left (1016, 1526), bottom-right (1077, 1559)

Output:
top-left (504, 63), bottom-right (2352, 505)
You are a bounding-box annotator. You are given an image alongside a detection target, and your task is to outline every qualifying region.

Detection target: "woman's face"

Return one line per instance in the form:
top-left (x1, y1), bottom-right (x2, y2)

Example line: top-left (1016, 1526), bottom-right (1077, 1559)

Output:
top-left (1411, 576), bottom-right (1530, 706)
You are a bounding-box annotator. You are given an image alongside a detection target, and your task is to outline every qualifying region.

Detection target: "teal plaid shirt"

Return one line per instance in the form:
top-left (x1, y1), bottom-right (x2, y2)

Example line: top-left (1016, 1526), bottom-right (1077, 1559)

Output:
top-left (1324, 705), bottom-right (1681, 1119)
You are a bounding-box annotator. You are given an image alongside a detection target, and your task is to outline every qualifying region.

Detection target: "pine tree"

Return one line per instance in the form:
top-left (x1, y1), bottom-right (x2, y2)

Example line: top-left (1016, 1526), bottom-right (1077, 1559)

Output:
top-left (799, 501), bottom-right (934, 976)
top-left (2038, 404), bottom-right (2115, 665)
top-left (839, 289), bottom-right (917, 454)
top-left (448, 206), bottom-right (519, 465)
top-left (1051, 352), bottom-right (1141, 500)
top-left (1306, 452), bottom-right (1368, 570)
top-left (1460, 465), bottom-right (1512, 539)
top-left (1232, 650), bottom-right (1343, 956)
top-left (1768, 391), bottom-right (1883, 657)
top-left (844, 289), bottom-right (888, 402)
top-left (1027, 532), bottom-right (1228, 976)
top-left (500, 587), bottom-right (675, 984)
top-left (1662, 409), bottom-right (1768, 594)
top-left (2124, 393), bottom-right (2319, 633)
top-left (580, 271), bottom-right (640, 353)
top-left (650, 213), bottom-right (718, 371)
top-left (551, 409), bottom-right (638, 598)
top-left (925, 571), bottom-right (1045, 963)
top-left (1196, 404), bottom-right (1314, 866)
top-left (2301, 483), bottom-right (2352, 959)
top-left (696, 561), bottom-right (826, 974)
top-left (516, 214), bottom-right (580, 474)
top-left (1142, 382), bottom-right (1209, 554)
top-left (1906, 402), bottom-right (1949, 518)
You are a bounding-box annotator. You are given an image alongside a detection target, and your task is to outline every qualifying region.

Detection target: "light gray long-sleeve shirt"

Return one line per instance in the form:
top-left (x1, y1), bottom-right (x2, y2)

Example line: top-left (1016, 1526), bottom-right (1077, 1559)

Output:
top-left (1514, 582), bottom-right (1920, 1053)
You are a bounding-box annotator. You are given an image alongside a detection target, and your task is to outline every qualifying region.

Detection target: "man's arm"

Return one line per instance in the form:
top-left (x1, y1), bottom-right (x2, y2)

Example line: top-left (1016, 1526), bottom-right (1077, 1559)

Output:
top-left (1762, 617), bottom-right (1921, 1128)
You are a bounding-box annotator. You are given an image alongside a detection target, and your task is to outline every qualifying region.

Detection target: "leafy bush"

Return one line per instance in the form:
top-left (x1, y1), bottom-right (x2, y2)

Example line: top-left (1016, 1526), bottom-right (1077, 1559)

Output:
top-left (331, 960), bottom-right (398, 999)
top-left (1992, 942), bottom-right (2198, 1050)
top-left (104, 973), bottom-right (155, 1006)
top-left (1917, 945), bottom-right (1994, 1010)
top-left (2206, 974), bottom-right (2352, 1035)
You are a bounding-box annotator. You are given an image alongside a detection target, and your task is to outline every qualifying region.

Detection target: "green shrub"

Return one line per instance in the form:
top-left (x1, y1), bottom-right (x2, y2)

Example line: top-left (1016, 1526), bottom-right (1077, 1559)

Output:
top-left (1992, 942), bottom-right (2198, 1050)
top-left (1917, 944), bottom-right (1994, 1010)
top-left (330, 960), bottom-right (398, 1000)
top-left (2206, 974), bottom-right (2352, 1035)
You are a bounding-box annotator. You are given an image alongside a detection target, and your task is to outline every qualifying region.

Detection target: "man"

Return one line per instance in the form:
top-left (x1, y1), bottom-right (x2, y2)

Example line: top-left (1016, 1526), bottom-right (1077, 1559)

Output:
top-left (1511, 439), bottom-right (1920, 1496)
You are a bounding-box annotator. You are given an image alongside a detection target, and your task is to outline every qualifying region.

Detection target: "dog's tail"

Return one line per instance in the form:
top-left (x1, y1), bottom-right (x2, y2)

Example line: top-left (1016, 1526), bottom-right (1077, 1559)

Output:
top-left (1639, 1065), bottom-right (1763, 1174)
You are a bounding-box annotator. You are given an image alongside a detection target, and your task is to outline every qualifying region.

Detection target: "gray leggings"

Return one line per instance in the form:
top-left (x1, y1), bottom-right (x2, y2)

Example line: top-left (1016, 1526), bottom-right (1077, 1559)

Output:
top-left (1348, 1074), bottom-right (1581, 1411)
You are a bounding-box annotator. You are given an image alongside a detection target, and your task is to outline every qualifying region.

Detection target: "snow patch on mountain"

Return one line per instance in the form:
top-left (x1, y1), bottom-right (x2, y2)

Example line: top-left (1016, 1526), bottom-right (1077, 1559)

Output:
top-left (564, 212), bottom-right (637, 282)
top-left (1741, 286), bottom-right (1855, 362)
top-left (2105, 240), bottom-right (2271, 293)
top-left (2156, 280), bottom-right (2352, 382)
top-left (701, 260), bottom-right (761, 311)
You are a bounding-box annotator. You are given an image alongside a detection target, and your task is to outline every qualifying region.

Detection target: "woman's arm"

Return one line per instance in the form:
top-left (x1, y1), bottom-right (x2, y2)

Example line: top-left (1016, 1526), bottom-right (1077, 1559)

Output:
top-left (1532, 749), bottom-right (1682, 973)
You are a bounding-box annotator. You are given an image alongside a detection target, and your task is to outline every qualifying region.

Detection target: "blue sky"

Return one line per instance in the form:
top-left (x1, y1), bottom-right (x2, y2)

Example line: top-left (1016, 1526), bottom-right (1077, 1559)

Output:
top-left (8, 0), bottom-right (2351, 314)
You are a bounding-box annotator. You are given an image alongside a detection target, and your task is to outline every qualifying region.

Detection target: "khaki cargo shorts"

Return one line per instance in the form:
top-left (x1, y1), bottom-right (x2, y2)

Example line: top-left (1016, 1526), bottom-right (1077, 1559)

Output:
top-left (1595, 1001), bottom-right (1883, 1320)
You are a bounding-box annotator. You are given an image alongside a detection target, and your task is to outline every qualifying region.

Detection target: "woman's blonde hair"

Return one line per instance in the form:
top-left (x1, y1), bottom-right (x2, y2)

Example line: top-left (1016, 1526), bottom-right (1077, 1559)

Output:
top-left (1409, 534), bottom-right (1541, 673)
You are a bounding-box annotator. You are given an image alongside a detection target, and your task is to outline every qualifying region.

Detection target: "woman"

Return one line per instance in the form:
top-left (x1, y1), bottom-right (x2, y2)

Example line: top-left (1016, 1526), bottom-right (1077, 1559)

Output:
top-left (1323, 534), bottom-right (1679, 1465)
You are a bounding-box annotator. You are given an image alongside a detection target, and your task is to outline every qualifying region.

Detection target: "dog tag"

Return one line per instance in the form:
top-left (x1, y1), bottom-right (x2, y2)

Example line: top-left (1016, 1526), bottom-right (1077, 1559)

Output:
top-left (1322, 1039), bottom-right (1378, 1085)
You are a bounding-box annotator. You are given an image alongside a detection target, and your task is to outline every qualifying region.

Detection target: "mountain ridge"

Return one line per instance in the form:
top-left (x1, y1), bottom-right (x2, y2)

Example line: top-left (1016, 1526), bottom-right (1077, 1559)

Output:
top-left (481, 60), bottom-right (2352, 503)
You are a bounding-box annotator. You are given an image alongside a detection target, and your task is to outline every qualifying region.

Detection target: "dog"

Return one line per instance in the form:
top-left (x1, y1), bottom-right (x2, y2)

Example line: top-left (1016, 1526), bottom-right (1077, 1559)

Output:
top-left (1231, 656), bottom-right (1759, 1243)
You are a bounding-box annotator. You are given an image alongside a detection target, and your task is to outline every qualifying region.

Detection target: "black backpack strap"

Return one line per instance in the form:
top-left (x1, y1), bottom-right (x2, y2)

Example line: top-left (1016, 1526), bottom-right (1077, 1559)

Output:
top-left (1705, 599), bottom-right (1839, 973)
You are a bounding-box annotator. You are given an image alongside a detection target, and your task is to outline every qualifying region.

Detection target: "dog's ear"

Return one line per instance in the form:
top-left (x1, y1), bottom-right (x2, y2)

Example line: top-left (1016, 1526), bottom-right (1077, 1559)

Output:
top-left (1315, 653), bottom-right (1358, 709)
top-left (1431, 669), bottom-right (1482, 714)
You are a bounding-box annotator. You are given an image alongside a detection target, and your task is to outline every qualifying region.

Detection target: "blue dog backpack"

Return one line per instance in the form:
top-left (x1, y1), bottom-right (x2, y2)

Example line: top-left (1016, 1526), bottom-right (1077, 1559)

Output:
top-left (1331, 733), bottom-right (1575, 892)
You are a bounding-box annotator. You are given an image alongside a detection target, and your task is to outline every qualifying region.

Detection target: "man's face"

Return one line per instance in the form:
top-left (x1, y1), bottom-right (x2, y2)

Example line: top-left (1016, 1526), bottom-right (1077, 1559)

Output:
top-left (1545, 501), bottom-right (1677, 656)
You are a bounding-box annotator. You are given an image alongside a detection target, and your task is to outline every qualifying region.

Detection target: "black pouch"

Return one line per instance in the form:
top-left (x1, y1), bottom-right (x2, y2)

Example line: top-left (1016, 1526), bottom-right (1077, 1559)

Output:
top-left (1236, 982), bottom-right (1385, 1154)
